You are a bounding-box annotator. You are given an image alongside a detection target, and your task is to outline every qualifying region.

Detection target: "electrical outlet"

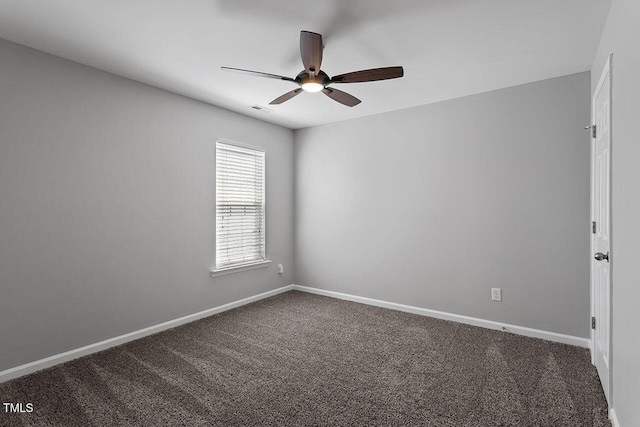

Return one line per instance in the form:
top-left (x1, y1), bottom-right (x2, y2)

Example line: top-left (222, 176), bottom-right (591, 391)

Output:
top-left (491, 288), bottom-right (502, 302)
top-left (277, 264), bottom-right (284, 274)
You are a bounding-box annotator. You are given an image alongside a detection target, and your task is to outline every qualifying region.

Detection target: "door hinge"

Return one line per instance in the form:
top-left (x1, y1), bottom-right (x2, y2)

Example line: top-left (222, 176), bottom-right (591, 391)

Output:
top-left (592, 221), bottom-right (597, 234)
top-left (592, 125), bottom-right (597, 139)
top-left (592, 317), bottom-right (596, 330)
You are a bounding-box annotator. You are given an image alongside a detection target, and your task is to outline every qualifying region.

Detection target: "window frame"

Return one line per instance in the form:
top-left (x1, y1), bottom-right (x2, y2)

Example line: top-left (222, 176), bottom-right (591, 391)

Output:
top-left (211, 139), bottom-right (269, 276)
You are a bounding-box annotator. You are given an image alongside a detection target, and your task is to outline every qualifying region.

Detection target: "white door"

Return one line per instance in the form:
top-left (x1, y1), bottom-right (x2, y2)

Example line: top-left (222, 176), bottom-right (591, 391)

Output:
top-left (591, 55), bottom-right (612, 404)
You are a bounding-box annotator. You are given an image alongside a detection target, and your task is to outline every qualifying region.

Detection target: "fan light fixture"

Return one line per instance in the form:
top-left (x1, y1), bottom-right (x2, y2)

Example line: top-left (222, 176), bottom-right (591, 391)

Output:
top-left (221, 31), bottom-right (404, 107)
top-left (301, 82), bottom-right (324, 92)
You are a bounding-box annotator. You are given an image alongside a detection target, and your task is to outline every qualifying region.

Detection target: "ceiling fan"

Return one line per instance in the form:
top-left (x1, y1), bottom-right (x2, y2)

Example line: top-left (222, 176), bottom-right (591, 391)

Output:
top-left (222, 31), bottom-right (404, 107)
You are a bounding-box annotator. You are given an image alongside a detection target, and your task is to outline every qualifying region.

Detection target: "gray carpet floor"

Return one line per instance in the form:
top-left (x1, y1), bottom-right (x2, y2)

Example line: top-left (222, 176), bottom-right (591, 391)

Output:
top-left (0, 290), bottom-right (610, 426)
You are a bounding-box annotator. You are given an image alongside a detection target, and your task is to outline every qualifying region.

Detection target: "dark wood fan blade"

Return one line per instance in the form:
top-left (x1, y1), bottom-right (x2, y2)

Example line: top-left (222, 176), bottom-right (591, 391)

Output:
top-left (269, 88), bottom-right (303, 105)
top-left (300, 31), bottom-right (323, 76)
top-left (330, 66), bottom-right (404, 84)
top-left (322, 88), bottom-right (361, 107)
top-left (221, 67), bottom-right (295, 82)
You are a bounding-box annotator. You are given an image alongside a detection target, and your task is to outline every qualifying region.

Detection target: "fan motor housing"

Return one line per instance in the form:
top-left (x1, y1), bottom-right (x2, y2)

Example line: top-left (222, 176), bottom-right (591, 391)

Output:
top-left (296, 70), bottom-right (330, 86)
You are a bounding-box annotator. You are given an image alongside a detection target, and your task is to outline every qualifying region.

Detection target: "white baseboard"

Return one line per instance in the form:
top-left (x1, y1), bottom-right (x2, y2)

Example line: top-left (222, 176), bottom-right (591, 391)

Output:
top-left (0, 283), bottom-right (591, 384)
top-left (0, 285), bottom-right (294, 384)
top-left (609, 407), bottom-right (621, 427)
top-left (292, 285), bottom-right (590, 348)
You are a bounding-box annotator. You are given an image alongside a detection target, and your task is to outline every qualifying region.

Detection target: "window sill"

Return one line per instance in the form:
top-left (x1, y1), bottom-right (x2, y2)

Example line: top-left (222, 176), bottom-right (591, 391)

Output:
top-left (210, 260), bottom-right (272, 278)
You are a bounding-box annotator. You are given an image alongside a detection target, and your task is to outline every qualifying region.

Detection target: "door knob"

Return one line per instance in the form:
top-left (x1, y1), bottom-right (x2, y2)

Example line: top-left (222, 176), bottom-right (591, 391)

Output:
top-left (594, 252), bottom-right (609, 262)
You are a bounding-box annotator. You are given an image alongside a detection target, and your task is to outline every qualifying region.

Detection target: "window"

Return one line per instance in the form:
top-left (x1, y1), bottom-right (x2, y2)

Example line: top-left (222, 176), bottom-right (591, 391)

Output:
top-left (215, 140), bottom-right (266, 271)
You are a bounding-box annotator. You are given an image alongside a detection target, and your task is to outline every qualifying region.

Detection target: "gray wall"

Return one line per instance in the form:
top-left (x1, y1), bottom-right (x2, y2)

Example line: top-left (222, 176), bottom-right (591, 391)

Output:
top-left (295, 72), bottom-right (591, 338)
top-left (0, 39), bottom-right (294, 372)
top-left (592, 0), bottom-right (640, 424)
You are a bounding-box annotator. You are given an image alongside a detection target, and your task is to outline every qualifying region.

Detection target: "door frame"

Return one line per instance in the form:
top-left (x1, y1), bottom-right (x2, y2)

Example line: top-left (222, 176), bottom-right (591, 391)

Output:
top-left (590, 53), bottom-right (613, 405)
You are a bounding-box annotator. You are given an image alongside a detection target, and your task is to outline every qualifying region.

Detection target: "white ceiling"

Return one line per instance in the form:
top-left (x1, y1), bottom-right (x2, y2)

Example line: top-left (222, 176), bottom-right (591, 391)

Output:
top-left (0, 0), bottom-right (611, 129)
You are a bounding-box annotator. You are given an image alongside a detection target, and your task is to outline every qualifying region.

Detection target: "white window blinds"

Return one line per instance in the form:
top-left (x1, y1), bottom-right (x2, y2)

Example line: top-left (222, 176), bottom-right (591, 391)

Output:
top-left (215, 141), bottom-right (266, 270)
